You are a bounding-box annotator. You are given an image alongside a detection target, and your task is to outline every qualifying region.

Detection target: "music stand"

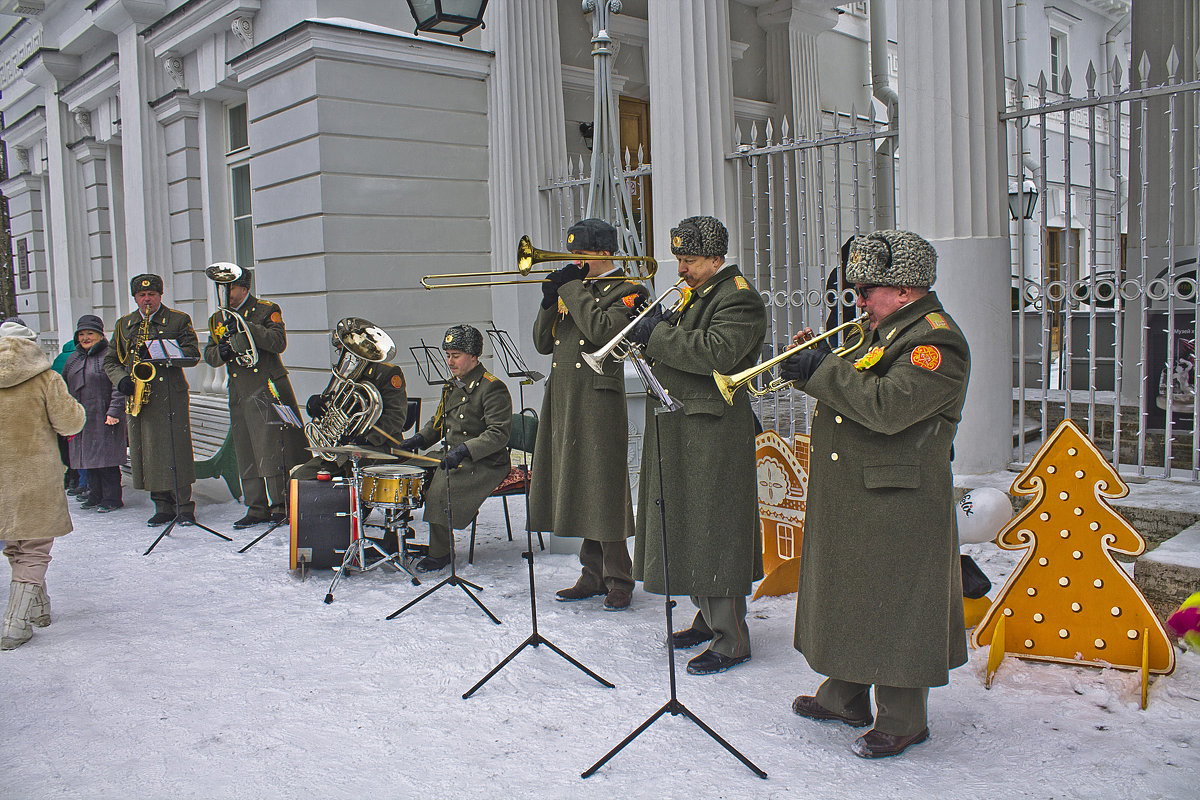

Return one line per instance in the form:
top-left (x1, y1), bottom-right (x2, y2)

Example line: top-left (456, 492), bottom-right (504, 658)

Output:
top-left (463, 325), bottom-right (611, 698)
top-left (387, 342), bottom-right (500, 624)
top-left (142, 338), bottom-right (233, 555)
top-left (238, 388), bottom-right (304, 553)
top-left (581, 404), bottom-right (765, 779)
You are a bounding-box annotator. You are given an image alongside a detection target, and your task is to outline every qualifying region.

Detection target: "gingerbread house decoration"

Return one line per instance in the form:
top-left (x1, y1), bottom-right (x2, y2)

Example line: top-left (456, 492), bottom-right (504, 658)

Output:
top-left (754, 430), bottom-right (810, 599)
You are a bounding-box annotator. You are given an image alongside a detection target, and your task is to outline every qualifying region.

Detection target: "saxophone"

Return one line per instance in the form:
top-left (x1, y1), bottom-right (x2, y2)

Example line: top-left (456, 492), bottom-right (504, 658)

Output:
top-left (125, 314), bottom-right (156, 417)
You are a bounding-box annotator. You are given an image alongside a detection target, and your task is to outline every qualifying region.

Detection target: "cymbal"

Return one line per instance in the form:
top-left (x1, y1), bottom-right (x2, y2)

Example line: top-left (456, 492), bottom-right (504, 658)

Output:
top-left (306, 445), bottom-right (396, 460)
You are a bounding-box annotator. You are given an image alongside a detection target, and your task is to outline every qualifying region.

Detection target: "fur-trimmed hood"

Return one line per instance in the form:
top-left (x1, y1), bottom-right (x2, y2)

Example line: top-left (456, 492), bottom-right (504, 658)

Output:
top-left (0, 335), bottom-right (53, 389)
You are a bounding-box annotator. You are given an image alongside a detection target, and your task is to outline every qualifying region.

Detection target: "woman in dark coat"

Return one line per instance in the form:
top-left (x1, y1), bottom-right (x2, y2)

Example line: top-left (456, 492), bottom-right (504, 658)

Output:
top-left (63, 315), bottom-right (126, 511)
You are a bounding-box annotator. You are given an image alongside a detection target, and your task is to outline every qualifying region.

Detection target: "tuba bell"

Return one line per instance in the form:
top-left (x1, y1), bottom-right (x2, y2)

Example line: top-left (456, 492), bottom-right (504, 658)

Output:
top-left (205, 262), bottom-right (259, 368)
top-left (304, 317), bottom-right (396, 460)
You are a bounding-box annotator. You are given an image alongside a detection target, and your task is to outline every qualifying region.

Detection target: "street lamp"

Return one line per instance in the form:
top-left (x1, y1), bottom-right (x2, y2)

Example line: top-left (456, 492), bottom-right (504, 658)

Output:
top-left (405, 0), bottom-right (490, 39)
top-left (1008, 179), bottom-right (1039, 221)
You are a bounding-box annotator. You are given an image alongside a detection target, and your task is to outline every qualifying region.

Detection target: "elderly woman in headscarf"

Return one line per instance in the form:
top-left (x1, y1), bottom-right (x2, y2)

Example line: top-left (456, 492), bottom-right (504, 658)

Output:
top-left (63, 315), bottom-right (127, 512)
top-left (0, 320), bottom-right (85, 650)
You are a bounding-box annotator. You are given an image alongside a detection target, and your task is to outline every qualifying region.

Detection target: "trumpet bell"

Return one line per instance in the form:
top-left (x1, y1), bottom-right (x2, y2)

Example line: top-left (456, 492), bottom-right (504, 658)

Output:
top-left (205, 262), bottom-right (244, 284)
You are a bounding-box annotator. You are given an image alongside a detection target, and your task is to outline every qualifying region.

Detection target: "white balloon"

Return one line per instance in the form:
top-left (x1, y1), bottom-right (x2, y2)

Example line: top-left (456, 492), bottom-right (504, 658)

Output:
top-left (956, 487), bottom-right (1013, 545)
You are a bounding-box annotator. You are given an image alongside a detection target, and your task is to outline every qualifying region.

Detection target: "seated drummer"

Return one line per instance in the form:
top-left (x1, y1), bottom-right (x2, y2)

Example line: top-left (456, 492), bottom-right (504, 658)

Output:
top-left (400, 325), bottom-right (512, 572)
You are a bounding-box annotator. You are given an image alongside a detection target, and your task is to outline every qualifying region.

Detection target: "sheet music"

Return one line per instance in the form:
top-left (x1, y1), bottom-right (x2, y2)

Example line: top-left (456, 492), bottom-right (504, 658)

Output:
top-left (272, 403), bottom-right (303, 428)
top-left (146, 338), bottom-right (184, 360)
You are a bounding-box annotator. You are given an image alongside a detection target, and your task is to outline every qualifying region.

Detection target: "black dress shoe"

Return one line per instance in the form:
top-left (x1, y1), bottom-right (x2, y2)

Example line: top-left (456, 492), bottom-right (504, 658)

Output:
top-left (178, 512), bottom-right (197, 526)
top-left (791, 695), bottom-right (874, 728)
top-left (555, 584), bottom-right (607, 602)
top-left (78, 499), bottom-right (101, 510)
top-left (670, 627), bottom-right (715, 649)
top-left (415, 554), bottom-right (451, 572)
top-left (851, 728), bottom-right (930, 759)
top-left (233, 514), bottom-right (270, 530)
top-left (269, 512), bottom-right (287, 524)
top-left (96, 504), bottom-right (123, 513)
top-left (686, 649), bottom-right (751, 675)
top-left (146, 512), bottom-right (175, 526)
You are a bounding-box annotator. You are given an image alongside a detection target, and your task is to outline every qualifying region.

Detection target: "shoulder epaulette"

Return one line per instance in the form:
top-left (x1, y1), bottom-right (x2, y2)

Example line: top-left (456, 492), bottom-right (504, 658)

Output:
top-left (734, 275), bottom-right (751, 291)
top-left (482, 371), bottom-right (498, 382)
top-left (925, 312), bottom-right (949, 330)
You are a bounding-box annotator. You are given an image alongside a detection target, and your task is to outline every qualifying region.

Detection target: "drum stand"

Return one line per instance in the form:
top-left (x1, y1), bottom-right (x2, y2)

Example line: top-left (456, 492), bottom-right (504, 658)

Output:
top-left (323, 452), bottom-right (412, 603)
top-left (144, 351), bottom-right (232, 555)
top-left (582, 406), bottom-right (765, 779)
top-left (365, 505), bottom-right (423, 586)
top-left (386, 440), bottom-right (500, 625)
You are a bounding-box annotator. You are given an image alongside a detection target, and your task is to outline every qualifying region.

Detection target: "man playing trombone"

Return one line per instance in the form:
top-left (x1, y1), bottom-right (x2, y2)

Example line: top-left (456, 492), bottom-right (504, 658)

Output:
top-left (625, 216), bottom-right (766, 674)
top-left (779, 230), bottom-right (970, 759)
top-left (529, 218), bottom-right (648, 611)
top-left (203, 265), bottom-right (307, 529)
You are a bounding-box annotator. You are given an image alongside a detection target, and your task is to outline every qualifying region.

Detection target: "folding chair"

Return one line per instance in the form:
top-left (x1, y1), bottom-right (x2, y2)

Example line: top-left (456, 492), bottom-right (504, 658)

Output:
top-left (468, 410), bottom-right (545, 563)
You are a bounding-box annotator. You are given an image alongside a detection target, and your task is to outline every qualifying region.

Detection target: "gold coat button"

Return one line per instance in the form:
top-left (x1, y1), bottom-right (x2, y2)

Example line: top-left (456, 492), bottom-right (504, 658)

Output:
top-left (830, 452), bottom-right (839, 461)
top-left (253, 368), bottom-right (258, 373)
top-left (575, 362), bottom-right (582, 369)
top-left (555, 340), bottom-right (560, 345)
top-left (835, 415), bottom-right (843, 423)
top-left (459, 413), bottom-right (465, 419)
top-left (552, 361), bottom-right (557, 368)
top-left (579, 339), bottom-right (585, 346)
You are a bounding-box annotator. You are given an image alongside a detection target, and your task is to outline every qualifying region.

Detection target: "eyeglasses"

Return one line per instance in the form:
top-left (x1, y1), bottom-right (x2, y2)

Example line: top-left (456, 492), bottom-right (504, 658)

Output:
top-left (855, 285), bottom-right (882, 300)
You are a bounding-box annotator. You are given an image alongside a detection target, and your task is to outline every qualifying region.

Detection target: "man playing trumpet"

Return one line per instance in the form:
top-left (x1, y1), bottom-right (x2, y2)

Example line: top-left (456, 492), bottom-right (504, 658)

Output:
top-left (104, 274), bottom-right (202, 526)
top-left (529, 218), bottom-right (648, 611)
top-left (203, 265), bottom-right (307, 529)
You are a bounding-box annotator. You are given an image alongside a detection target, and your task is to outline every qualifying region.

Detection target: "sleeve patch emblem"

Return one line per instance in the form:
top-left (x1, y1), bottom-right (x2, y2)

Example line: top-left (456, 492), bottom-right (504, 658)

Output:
top-left (390, 374), bottom-right (404, 389)
top-left (622, 292), bottom-right (640, 308)
top-left (734, 276), bottom-right (751, 291)
top-left (925, 312), bottom-right (948, 330)
top-left (270, 311), bottom-right (283, 323)
top-left (911, 345), bottom-right (942, 371)
top-left (854, 345), bottom-right (886, 371)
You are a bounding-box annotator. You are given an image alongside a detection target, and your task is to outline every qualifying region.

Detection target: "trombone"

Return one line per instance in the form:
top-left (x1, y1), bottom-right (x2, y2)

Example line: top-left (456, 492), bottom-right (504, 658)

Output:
top-left (713, 313), bottom-right (869, 404)
top-left (420, 235), bottom-right (657, 289)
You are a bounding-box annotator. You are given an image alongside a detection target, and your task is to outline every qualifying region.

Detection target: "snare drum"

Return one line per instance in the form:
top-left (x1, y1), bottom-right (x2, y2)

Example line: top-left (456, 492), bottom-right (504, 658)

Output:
top-left (360, 464), bottom-right (426, 510)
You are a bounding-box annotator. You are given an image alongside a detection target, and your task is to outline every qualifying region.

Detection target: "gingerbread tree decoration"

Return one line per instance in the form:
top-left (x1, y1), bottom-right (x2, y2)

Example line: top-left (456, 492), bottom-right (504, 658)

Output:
top-left (972, 419), bottom-right (1175, 677)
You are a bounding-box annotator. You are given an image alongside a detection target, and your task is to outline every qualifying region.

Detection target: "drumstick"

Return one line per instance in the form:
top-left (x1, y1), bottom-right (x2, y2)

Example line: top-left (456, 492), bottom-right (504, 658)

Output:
top-left (390, 448), bottom-right (442, 466)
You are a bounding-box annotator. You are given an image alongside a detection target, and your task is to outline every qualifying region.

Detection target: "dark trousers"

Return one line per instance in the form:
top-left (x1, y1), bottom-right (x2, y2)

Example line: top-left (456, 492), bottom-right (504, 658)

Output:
top-left (687, 596), bottom-right (751, 658)
top-left (577, 538), bottom-right (634, 592)
top-left (85, 466), bottom-right (123, 507)
top-left (241, 474), bottom-right (288, 517)
top-left (816, 678), bottom-right (929, 737)
top-left (151, 484), bottom-right (194, 515)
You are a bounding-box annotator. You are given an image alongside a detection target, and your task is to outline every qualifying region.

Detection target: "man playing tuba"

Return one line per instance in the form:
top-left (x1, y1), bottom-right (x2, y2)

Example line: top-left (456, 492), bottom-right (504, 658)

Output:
top-left (103, 274), bottom-right (202, 526)
top-left (203, 265), bottom-right (307, 529)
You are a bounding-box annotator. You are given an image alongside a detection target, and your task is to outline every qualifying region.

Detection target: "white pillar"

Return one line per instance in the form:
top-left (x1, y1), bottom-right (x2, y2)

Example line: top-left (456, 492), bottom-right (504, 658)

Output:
top-left (647, 0), bottom-right (737, 260)
top-left (70, 139), bottom-right (117, 323)
top-left (897, 0), bottom-right (1011, 474)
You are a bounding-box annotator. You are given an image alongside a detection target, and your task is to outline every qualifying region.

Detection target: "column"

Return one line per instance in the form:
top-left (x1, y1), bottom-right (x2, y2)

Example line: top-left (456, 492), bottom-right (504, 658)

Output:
top-left (481, 0), bottom-right (568, 390)
top-left (0, 173), bottom-right (50, 331)
top-left (647, 0), bottom-right (737, 258)
top-left (897, 0), bottom-right (1011, 473)
top-left (70, 138), bottom-right (117, 323)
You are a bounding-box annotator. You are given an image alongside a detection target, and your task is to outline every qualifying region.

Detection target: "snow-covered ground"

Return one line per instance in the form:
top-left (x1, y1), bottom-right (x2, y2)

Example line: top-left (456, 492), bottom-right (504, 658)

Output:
top-left (3, 480), bottom-right (1197, 799)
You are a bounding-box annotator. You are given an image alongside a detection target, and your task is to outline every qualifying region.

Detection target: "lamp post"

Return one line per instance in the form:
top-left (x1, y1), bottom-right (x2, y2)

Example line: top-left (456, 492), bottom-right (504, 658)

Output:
top-left (405, 0), bottom-right (490, 39)
top-left (1008, 178), bottom-right (1039, 221)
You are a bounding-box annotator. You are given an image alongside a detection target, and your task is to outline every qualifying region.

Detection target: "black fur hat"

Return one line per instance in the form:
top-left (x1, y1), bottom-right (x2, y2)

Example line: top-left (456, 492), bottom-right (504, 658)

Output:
top-left (130, 273), bottom-right (164, 295)
top-left (566, 218), bottom-right (618, 253)
top-left (442, 324), bottom-right (483, 357)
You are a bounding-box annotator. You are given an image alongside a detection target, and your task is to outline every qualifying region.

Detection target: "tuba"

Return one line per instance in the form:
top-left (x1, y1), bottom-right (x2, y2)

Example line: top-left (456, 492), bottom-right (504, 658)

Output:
top-left (304, 317), bottom-right (396, 460)
top-left (205, 262), bottom-right (258, 367)
top-left (124, 314), bottom-right (154, 417)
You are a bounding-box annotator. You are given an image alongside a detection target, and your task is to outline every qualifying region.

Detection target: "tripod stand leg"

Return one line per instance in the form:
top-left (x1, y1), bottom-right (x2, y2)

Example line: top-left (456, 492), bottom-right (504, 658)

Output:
top-left (581, 702), bottom-right (671, 778)
top-left (462, 637), bottom-right (535, 698)
top-left (142, 520), bottom-right (177, 556)
top-left (450, 579), bottom-right (502, 625)
top-left (324, 539), bottom-right (363, 604)
top-left (539, 638), bottom-right (614, 688)
top-left (238, 519), bottom-right (286, 553)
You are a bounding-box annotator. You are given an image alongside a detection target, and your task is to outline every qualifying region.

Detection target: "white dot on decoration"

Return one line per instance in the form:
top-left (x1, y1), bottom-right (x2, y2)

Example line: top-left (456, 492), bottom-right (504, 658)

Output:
top-left (1095, 639), bottom-right (1106, 649)
top-left (1059, 529), bottom-right (1070, 538)
top-left (1040, 512), bottom-right (1051, 521)
top-left (1068, 448), bottom-right (1077, 456)
top-left (1027, 587), bottom-right (1037, 597)
top-left (1073, 507), bottom-right (1084, 516)
top-left (1075, 470), bottom-right (1085, 478)
top-left (1047, 465), bottom-right (1057, 473)
top-left (1003, 608), bottom-right (1013, 616)
top-left (1094, 579), bottom-right (1104, 588)
top-left (1033, 613), bottom-right (1044, 622)
top-left (1127, 630), bottom-right (1138, 639)
top-left (1111, 607), bottom-right (1122, 616)
top-left (1059, 491), bottom-right (1070, 500)
top-left (1071, 602), bottom-right (1082, 612)
top-left (1059, 629), bottom-right (1069, 638)
top-left (1059, 577), bottom-right (1070, 587)
top-left (1024, 639), bottom-right (1034, 648)
top-left (1038, 557), bottom-right (1049, 566)
top-left (1072, 550), bottom-right (1083, 559)
top-left (1090, 522), bottom-right (1100, 531)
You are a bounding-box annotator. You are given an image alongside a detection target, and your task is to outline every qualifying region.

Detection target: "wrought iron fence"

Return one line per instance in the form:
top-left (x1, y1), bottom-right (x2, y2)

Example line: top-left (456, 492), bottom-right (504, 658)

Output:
top-left (542, 150), bottom-right (652, 251)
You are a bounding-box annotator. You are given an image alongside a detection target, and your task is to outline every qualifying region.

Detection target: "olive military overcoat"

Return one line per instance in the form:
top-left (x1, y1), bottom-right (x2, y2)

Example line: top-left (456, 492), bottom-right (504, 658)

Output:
top-left (203, 294), bottom-right (307, 480)
top-left (528, 275), bottom-right (647, 541)
top-left (103, 305), bottom-right (200, 492)
top-left (791, 291), bottom-right (970, 688)
top-left (633, 265), bottom-right (767, 597)
top-left (417, 362), bottom-right (513, 530)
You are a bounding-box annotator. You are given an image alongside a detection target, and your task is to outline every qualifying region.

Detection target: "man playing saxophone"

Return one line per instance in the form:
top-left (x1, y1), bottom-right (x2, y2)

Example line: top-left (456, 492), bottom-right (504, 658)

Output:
top-left (103, 274), bottom-right (202, 526)
top-left (203, 266), bottom-right (307, 529)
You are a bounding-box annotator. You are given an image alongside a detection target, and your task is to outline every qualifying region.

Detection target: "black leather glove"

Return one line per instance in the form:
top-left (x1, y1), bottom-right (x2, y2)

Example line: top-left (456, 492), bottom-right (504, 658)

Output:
top-left (779, 343), bottom-right (831, 384)
top-left (306, 394), bottom-right (329, 419)
top-left (556, 261), bottom-right (588, 284)
top-left (439, 443), bottom-right (471, 470)
top-left (540, 278), bottom-right (560, 310)
top-left (627, 304), bottom-right (665, 346)
top-left (117, 376), bottom-right (136, 397)
top-left (400, 434), bottom-right (426, 453)
top-left (217, 339), bottom-right (236, 363)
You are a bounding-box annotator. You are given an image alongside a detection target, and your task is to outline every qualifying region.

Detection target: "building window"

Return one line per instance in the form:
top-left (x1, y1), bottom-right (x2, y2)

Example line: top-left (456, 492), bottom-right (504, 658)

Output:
top-left (226, 103), bottom-right (253, 268)
top-left (1050, 31), bottom-right (1067, 94)
top-left (17, 239), bottom-right (28, 290)
top-left (777, 523), bottom-right (795, 560)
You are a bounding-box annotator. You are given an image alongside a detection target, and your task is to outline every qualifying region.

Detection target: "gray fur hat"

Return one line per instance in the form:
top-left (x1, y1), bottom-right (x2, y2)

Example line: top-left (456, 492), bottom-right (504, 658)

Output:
top-left (670, 216), bottom-right (728, 258)
top-left (130, 273), bottom-right (164, 295)
top-left (442, 324), bottom-right (483, 357)
top-left (843, 230), bottom-right (937, 288)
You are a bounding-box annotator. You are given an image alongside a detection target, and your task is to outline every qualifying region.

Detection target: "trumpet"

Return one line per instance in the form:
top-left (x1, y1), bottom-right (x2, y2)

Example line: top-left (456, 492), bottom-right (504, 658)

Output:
top-left (582, 278), bottom-right (689, 373)
top-left (420, 235), bottom-right (657, 289)
top-left (713, 313), bottom-right (869, 404)
top-left (205, 262), bottom-right (258, 367)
